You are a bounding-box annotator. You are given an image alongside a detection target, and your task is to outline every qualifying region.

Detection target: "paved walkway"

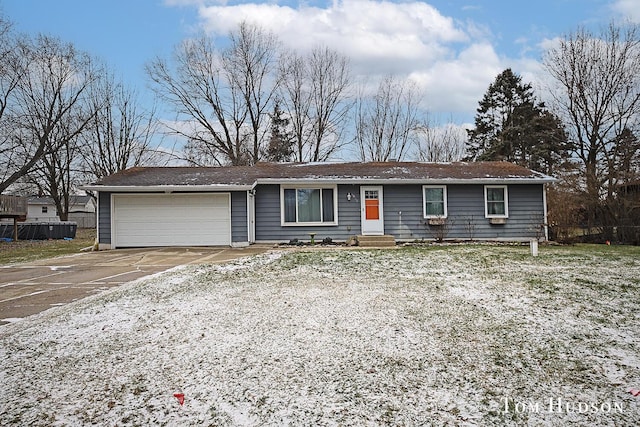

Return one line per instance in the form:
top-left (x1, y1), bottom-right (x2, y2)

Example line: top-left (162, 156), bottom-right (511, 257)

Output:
top-left (0, 246), bottom-right (270, 325)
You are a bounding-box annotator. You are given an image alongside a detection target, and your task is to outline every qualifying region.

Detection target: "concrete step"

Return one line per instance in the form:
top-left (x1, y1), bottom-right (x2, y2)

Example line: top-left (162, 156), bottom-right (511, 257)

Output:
top-left (357, 235), bottom-right (396, 247)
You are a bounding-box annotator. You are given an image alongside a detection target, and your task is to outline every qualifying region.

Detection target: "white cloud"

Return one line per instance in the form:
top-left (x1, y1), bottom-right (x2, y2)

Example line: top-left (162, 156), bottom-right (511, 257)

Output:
top-left (409, 42), bottom-right (502, 114)
top-left (169, 0), bottom-right (520, 120)
top-left (612, 0), bottom-right (640, 23)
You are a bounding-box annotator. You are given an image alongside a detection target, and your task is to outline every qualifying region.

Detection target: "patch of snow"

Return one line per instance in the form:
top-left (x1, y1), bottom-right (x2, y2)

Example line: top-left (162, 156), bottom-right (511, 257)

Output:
top-left (49, 266), bottom-right (72, 271)
top-left (381, 166), bottom-right (411, 174)
top-left (0, 247), bottom-right (638, 425)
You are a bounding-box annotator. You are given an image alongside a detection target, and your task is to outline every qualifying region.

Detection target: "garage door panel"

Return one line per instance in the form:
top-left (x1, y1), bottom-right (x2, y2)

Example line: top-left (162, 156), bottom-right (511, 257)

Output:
top-left (112, 194), bottom-right (231, 247)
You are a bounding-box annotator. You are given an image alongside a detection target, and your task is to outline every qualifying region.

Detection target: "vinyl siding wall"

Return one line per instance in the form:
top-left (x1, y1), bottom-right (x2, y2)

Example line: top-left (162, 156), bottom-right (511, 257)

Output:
top-left (231, 191), bottom-right (248, 243)
top-left (255, 184), bottom-right (361, 242)
top-left (384, 184), bottom-right (544, 241)
top-left (255, 183), bottom-right (546, 242)
top-left (98, 191), bottom-right (111, 244)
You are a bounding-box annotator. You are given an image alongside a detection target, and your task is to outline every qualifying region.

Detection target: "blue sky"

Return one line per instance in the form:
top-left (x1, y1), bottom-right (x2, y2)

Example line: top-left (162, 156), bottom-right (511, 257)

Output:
top-left (2, 0), bottom-right (639, 125)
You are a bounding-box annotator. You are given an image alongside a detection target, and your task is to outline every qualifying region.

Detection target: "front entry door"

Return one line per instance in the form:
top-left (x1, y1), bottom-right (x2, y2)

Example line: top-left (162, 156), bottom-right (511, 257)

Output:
top-left (360, 186), bottom-right (384, 235)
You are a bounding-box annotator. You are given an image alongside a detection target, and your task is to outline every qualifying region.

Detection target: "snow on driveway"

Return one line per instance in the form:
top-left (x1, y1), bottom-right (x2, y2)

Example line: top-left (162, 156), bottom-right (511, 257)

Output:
top-left (1, 245), bottom-right (639, 426)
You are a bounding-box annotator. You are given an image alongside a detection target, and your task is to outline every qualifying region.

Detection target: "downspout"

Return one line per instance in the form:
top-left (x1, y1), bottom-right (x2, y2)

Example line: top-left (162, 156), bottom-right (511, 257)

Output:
top-left (248, 183), bottom-right (257, 244)
top-left (95, 192), bottom-right (100, 250)
top-left (543, 183), bottom-right (549, 241)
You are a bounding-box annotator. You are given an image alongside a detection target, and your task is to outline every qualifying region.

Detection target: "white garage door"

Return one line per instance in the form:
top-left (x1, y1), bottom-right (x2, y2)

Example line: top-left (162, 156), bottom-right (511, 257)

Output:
top-left (112, 193), bottom-right (231, 247)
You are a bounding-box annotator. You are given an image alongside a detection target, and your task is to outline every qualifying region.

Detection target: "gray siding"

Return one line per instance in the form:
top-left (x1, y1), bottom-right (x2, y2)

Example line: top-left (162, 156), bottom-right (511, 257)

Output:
top-left (384, 184), bottom-right (545, 241)
top-left (98, 191), bottom-right (111, 244)
top-left (450, 184), bottom-right (544, 240)
top-left (231, 191), bottom-right (248, 243)
top-left (255, 184), bottom-right (361, 242)
top-left (255, 183), bottom-right (546, 242)
top-left (383, 185), bottom-right (425, 240)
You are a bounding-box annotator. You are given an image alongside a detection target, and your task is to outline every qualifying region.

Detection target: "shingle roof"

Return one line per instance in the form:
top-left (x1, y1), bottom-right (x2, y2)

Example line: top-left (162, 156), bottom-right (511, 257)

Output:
top-left (28, 195), bottom-right (93, 205)
top-left (88, 161), bottom-right (554, 189)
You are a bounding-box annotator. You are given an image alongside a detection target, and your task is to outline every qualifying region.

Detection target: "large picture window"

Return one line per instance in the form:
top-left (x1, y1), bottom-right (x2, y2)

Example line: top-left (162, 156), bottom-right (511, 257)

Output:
top-left (282, 186), bottom-right (337, 225)
top-left (423, 185), bottom-right (447, 218)
top-left (485, 185), bottom-right (508, 218)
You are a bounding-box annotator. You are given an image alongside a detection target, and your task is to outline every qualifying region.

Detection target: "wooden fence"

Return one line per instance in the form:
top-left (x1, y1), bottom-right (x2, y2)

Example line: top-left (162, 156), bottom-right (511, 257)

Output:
top-left (0, 195), bottom-right (28, 217)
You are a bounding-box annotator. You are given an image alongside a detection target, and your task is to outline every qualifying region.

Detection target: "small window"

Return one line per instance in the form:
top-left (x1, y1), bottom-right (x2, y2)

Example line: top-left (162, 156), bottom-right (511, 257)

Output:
top-left (282, 186), bottom-right (337, 225)
top-left (41, 206), bottom-right (48, 214)
top-left (485, 186), bottom-right (508, 218)
top-left (423, 185), bottom-right (447, 218)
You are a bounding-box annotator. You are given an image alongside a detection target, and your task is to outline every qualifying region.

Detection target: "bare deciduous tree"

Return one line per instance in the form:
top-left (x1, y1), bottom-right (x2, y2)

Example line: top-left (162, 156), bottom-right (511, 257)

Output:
top-left (147, 22), bottom-right (280, 166)
top-left (22, 36), bottom-right (101, 220)
top-left (224, 21), bottom-right (280, 164)
top-left (0, 17), bottom-right (31, 192)
top-left (1, 35), bottom-right (98, 204)
top-left (278, 51), bottom-right (312, 162)
top-left (308, 46), bottom-right (352, 161)
top-left (416, 121), bottom-right (468, 162)
top-left (543, 22), bottom-right (640, 229)
top-left (28, 122), bottom-right (83, 221)
top-left (147, 34), bottom-right (241, 166)
top-left (355, 75), bottom-right (422, 162)
top-left (279, 46), bottom-right (352, 162)
top-left (80, 72), bottom-right (161, 181)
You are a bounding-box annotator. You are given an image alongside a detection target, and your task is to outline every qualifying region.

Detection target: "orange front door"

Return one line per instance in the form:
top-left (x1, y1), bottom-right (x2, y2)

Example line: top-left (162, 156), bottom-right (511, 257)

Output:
top-left (365, 194), bottom-right (379, 220)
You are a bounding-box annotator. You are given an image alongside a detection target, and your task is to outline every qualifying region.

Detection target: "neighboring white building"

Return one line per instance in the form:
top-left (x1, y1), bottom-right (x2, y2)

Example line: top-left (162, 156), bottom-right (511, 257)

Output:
top-left (27, 196), bottom-right (96, 227)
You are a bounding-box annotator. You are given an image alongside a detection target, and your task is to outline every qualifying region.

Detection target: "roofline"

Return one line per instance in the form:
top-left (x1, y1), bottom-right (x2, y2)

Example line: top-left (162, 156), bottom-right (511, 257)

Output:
top-left (80, 184), bottom-right (255, 192)
top-left (256, 177), bottom-right (556, 185)
top-left (81, 176), bottom-right (555, 192)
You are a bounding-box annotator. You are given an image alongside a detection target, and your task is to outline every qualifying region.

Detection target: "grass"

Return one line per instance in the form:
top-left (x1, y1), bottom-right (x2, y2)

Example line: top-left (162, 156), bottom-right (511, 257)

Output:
top-left (0, 228), bottom-right (95, 265)
top-left (1, 243), bottom-right (639, 425)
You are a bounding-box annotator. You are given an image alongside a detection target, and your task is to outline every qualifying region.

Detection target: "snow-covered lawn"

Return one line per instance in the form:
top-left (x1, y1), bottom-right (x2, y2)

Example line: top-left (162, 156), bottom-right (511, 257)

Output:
top-left (1, 244), bottom-right (640, 426)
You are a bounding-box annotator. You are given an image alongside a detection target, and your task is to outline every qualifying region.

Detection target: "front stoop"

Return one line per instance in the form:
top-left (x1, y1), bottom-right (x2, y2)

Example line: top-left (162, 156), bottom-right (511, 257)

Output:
top-left (356, 235), bottom-right (396, 247)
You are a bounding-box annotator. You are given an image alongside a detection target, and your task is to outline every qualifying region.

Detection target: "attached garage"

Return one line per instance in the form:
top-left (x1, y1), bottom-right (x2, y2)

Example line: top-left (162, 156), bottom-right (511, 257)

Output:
top-left (111, 193), bottom-right (231, 248)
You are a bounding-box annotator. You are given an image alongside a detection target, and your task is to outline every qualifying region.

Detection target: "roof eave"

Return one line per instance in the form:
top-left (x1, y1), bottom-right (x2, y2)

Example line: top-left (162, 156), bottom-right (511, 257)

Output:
top-left (258, 177), bottom-right (556, 185)
top-left (80, 184), bottom-right (254, 192)
top-left (80, 175), bottom-right (556, 191)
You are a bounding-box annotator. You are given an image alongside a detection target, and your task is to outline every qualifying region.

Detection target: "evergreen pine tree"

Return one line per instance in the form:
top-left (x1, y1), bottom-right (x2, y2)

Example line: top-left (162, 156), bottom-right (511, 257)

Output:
top-left (465, 68), bottom-right (568, 174)
top-left (265, 102), bottom-right (294, 162)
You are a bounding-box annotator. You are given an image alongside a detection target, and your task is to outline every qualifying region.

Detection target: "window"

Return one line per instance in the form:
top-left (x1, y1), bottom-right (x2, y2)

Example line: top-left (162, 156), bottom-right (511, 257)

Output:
top-left (423, 185), bottom-right (447, 218)
top-left (485, 185), bottom-right (508, 218)
top-left (41, 206), bottom-right (48, 213)
top-left (282, 186), bottom-right (337, 225)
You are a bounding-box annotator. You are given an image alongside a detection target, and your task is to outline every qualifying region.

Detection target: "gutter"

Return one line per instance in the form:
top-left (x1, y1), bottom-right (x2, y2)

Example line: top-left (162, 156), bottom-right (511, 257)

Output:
top-left (256, 177), bottom-right (557, 185)
top-left (79, 184), bottom-right (255, 192)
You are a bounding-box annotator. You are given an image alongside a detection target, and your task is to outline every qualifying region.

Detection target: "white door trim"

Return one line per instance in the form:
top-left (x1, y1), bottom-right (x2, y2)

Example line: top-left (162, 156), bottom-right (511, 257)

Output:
top-left (360, 186), bottom-right (384, 235)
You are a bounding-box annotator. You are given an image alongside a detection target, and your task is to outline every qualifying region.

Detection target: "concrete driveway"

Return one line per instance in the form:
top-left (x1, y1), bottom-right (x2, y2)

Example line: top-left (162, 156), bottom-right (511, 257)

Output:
top-left (0, 246), bottom-right (269, 325)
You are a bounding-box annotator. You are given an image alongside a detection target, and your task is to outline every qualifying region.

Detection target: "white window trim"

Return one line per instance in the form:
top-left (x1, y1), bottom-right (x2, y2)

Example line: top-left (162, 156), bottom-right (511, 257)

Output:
top-left (484, 185), bottom-right (509, 218)
top-left (423, 185), bottom-right (448, 218)
top-left (280, 185), bottom-right (338, 226)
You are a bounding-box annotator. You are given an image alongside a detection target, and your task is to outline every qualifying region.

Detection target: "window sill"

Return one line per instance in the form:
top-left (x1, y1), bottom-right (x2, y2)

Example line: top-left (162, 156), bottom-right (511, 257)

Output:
top-left (281, 222), bottom-right (338, 227)
top-left (427, 217), bottom-right (447, 225)
top-left (488, 217), bottom-right (507, 224)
